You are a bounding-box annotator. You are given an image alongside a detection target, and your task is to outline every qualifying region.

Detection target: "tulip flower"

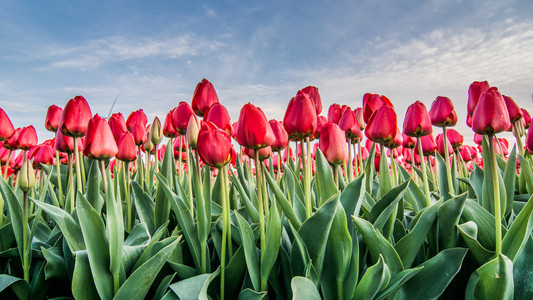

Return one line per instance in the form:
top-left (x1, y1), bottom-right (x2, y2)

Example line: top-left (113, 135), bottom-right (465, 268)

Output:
top-left (204, 103), bottom-right (232, 135)
top-left (269, 120), bottom-right (288, 152)
top-left (447, 129), bottom-right (463, 149)
top-left (191, 79), bottom-right (219, 117)
top-left (362, 93), bottom-right (394, 123)
top-left (0, 108), bottom-right (15, 141)
top-left (503, 95), bottom-right (522, 124)
top-left (130, 122), bottom-right (147, 146)
top-left (467, 81), bottom-right (490, 117)
top-left (150, 117), bottom-right (163, 146)
top-left (521, 108), bottom-right (531, 129)
top-left (385, 128), bottom-right (403, 149)
top-left (116, 132), bottom-right (137, 162)
top-left (429, 96), bottom-right (457, 127)
top-left (354, 107), bottom-right (365, 130)
top-left (236, 103), bottom-right (275, 149)
top-left (301, 86), bottom-right (322, 115)
top-left (59, 96), bottom-right (92, 137)
top-left (526, 125), bottom-right (533, 153)
top-left (328, 103), bottom-right (342, 124)
top-left (108, 112), bottom-right (128, 142)
top-left (365, 105), bottom-right (397, 145)
top-left (163, 108), bottom-right (179, 138)
top-left (55, 129), bottom-right (79, 153)
top-left (472, 87), bottom-right (511, 135)
top-left (83, 115), bottom-right (118, 160)
top-left (45, 105), bottom-right (63, 132)
top-left (172, 101), bottom-right (195, 135)
top-left (283, 91), bottom-right (317, 140)
top-left (319, 123), bottom-right (348, 165)
top-left (17, 126), bottom-right (38, 151)
top-left (186, 115), bottom-right (200, 150)
top-left (243, 147), bottom-right (272, 161)
top-left (126, 109), bottom-right (148, 131)
top-left (415, 134), bottom-right (437, 156)
top-left (197, 122), bottom-right (232, 168)
top-left (314, 115), bottom-right (328, 139)
top-left (33, 144), bottom-right (55, 167)
top-left (403, 101), bottom-right (432, 137)
top-left (338, 109), bottom-right (362, 141)
top-left (436, 133), bottom-right (453, 157)
top-left (402, 133), bottom-right (416, 149)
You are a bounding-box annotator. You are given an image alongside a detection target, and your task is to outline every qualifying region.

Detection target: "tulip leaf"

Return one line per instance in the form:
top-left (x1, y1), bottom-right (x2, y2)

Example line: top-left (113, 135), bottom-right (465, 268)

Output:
top-left (457, 221), bottom-right (494, 265)
top-left (131, 221), bottom-right (170, 272)
top-left (374, 266), bottom-right (423, 300)
top-left (352, 216), bottom-right (403, 275)
top-left (154, 178), bottom-right (171, 232)
top-left (502, 194), bottom-right (533, 261)
top-left (85, 159), bottom-right (104, 213)
top-left (328, 202), bottom-right (352, 282)
top-left (379, 148), bottom-right (392, 197)
top-left (235, 212), bottom-right (260, 291)
top-left (0, 274), bottom-right (30, 300)
top-left (518, 154), bottom-right (533, 193)
top-left (0, 176), bottom-right (25, 259)
top-left (365, 143), bottom-right (376, 194)
top-left (339, 173), bottom-right (365, 217)
top-left (122, 222), bottom-right (151, 275)
top-left (131, 181), bottom-right (155, 235)
top-left (314, 149), bottom-right (339, 207)
top-left (461, 199), bottom-right (497, 251)
top-left (481, 136), bottom-right (506, 217)
top-left (72, 250), bottom-right (100, 300)
top-left (369, 180), bottom-right (409, 231)
top-left (465, 253), bottom-right (514, 300)
top-left (289, 223), bottom-right (317, 284)
top-left (395, 200), bottom-right (441, 268)
top-left (153, 273), bottom-right (176, 300)
top-left (229, 172), bottom-right (259, 223)
top-left (76, 191), bottom-right (113, 300)
top-left (435, 152), bottom-right (451, 201)
top-left (503, 146), bottom-right (516, 215)
top-left (261, 197), bottom-right (281, 289)
top-left (41, 246), bottom-right (68, 280)
top-left (513, 236), bottom-right (533, 299)
top-left (263, 168), bottom-right (301, 230)
top-left (105, 171), bottom-right (124, 281)
top-left (353, 255), bottom-right (390, 300)
top-left (438, 192), bottom-right (467, 250)
top-left (237, 288), bottom-right (267, 299)
top-left (395, 248), bottom-right (467, 300)
top-left (114, 237), bottom-right (179, 300)
top-left (290, 276), bottom-right (321, 300)
top-left (160, 139), bottom-right (175, 189)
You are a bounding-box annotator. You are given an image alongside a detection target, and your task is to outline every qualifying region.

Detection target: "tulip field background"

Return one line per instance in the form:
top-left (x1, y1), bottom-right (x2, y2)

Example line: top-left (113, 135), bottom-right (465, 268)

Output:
top-left (0, 78), bottom-right (532, 300)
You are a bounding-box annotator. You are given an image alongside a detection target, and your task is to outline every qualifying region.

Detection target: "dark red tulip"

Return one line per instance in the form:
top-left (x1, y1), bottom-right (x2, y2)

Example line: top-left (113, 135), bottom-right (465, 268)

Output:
top-left (283, 91), bottom-right (317, 140)
top-left (45, 105), bottom-right (63, 132)
top-left (502, 95), bottom-right (523, 123)
top-left (197, 121), bottom-right (232, 168)
top-left (467, 81), bottom-right (490, 117)
top-left (59, 96), bottom-right (92, 137)
top-left (172, 101), bottom-right (195, 135)
top-left (4, 128), bottom-right (21, 150)
top-left (33, 144), bottom-right (55, 167)
top-left (0, 108), bottom-right (15, 141)
top-left (429, 96), bottom-right (457, 127)
top-left (362, 93), bottom-right (394, 123)
top-left (365, 105), bottom-right (397, 145)
top-left (301, 86), bottom-right (322, 115)
top-left (130, 122), bottom-right (147, 146)
top-left (116, 132), bottom-right (137, 162)
top-left (17, 126), bottom-right (38, 150)
top-left (403, 101), bottom-right (432, 137)
top-left (436, 133), bottom-right (453, 157)
top-left (83, 115), bottom-right (118, 160)
top-left (402, 133), bottom-right (416, 149)
top-left (447, 128), bottom-right (463, 149)
top-left (319, 123), bottom-right (348, 165)
top-left (354, 107), bottom-right (365, 130)
top-left (204, 103), bottom-right (232, 135)
top-left (191, 79), bottom-right (219, 117)
top-left (521, 108), bottom-right (531, 129)
top-left (472, 87), bottom-right (511, 135)
top-left (108, 112), bottom-right (128, 142)
top-left (126, 109), bottom-right (148, 131)
top-left (163, 108), bottom-right (179, 138)
top-left (243, 146), bottom-right (272, 161)
top-left (414, 134), bottom-right (437, 156)
top-left (328, 103), bottom-right (342, 124)
top-left (338, 109), bottom-right (362, 141)
top-left (236, 103), bottom-right (275, 149)
top-left (269, 120), bottom-right (289, 152)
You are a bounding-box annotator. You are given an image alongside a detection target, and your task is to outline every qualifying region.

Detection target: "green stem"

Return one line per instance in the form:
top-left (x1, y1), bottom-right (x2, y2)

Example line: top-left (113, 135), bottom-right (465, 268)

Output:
top-left (490, 135), bottom-right (502, 255)
top-left (337, 279), bottom-right (343, 300)
top-left (443, 127), bottom-right (454, 196)
top-left (68, 153), bottom-right (75, 213)
top-left (347, 139), bottom-right (353, 182)
top-left (301, 139), bottom-right (311, 219)
top-left (219, 164), bottom-right (228, 300)
top-left (100, 160), bottom-right (108, 195)
top-left (113, 273), bottom-right (119, 295)
top-left (4, 150), bottom-right (12, 179)
top-left (417, 137), bottom-right (432, 207)
top-left (73, 138), bottom-right (83, 193)
top-left (55, 150), bottom-right (64, 207)
top-left (154, 144), bottom-right (159, 173)
top-left (125, 162), bottom-right (132, 232)
top-left (186, 145), bottom-right (194, 217)
top-left (22, 191), bottom-right (29, 282)
top-left (254, 151), bottom-right (266, 272)
top-left (333, 164), bottom-right (339, 188)
top-left (137, 145), bottom-right (144, 189)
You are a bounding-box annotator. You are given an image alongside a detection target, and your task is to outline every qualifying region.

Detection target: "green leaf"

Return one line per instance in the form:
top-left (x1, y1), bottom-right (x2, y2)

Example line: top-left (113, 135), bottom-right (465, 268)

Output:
top-left (229, 172), bottom-right (259, 223)
top-left (379, 146), bottom-right (392, 196)
top-left (105, 173), bottom-right (124, 279)
top-left (85, 159), bottom-right (104, 213)
top-left (154, 179), bottom-right (171, 232)
top-left (261, 197), bottom-right (281, 289)
top-left (122, 223), bottom-right (151, 275)
top-left (374, 267), bottom-right (423, 300)
top-left (365, 143), bottom-right (376, 195)
top-left (76, 192), bottom-right (113, 300)
top-left (131, 181), bottom-right (155, 235)
top-left (328, 203), bottom-right (352, 282)
top-left (457, 221), bottom-right (495, 265)
top-left (461, 199), bottom-right (497, 251)
top-left (502, 194), bottom-right (533, 261)
top-left (503, 146), bottom-right (517, 215)
top-left (518, 154), bottom-right (533, 193)
top-left (438, 193), bottom-right (467, 250)
top-left (481, 136), bottom-right (506, 217)
top-left (0, 274), bottom-right (30, 300)
top-left (339, 173), bottom-right (365, 217)
top-left (263, 168), bottom-right (301, 230)
top-left (395, 248), bottom-right (468, 300)
top-left (237, 289), bottom-right (267, 300)
top-left (314, 149), bottom-right (338, 206)
top-left (369, 180), bottom-right (409, 231)
top-left (435, 152), bottom-right (451, 200)
top-left (353, 255), bottom-right (390, 300)
top-left (153, 273), bottom-right (176, 300)
top-left (291, 276), bottom-right (321, 300)
top-left (513, 236), bottom-right (533, 299)
top-left (469, 164), bottom-right (484, 202)
top-left (352, 217), bottom-right (403, 275)
top-left (41, 246), bottom-right (68, 280)
top-left (395, 200), bottom-right (442, 268)
top-left (466, 253), bottom-right (514, 300)
top-left (72, 250), bottom-right (100, 300)
top-left (0, 176), bottom-right (25, 259)
top-left (114, 237), bottom-right (179, 300)
top-left (235, 212), bottom-right (260, 291)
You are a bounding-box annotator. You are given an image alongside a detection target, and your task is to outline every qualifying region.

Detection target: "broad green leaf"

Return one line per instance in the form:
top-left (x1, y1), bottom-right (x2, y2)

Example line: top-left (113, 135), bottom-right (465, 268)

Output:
top-left (198, 267), bottom-right (220, 300)
top-left (225, 246), bottom-right (247, 298)
top-left (261, 198), bottom-right (281, 290)
top-left (461, 199), bottom-right (497, 251)
top-left (328, 203), bottom-right (352, 282)
top-left (502, 194), bottom-right (533, 261)
top-left (374, 267), bottom-right (423, 300)
top-left (353, 255), bottom-right (390, 300)
top-left (435, 152), bottom-right (451, 200)
top-left (513, 236), bottom-right (533, 299)
top-left (72, 250), bottom-right (100, 300)
top-left (291, 276), bottom-right (321, 300)
top-left (131, 181), bottom-right (155, 235)
top-left (289, 224), bottom-right (317, 284)
top-left (438, 193), bottom-right (467, 250)
top-left (370, 180), bottom-right (409, 232)
top-left (122, 222), bottom-right (151, 275)
top-left (0, 176), bottom-right (25, 259)
top-left (469, 164), bottom-right (484, 202)
top-left (457, 221), bottom-right (494, 265)
top-left (466, 253), bottom-right (514, 300)
top-left (395, 248), bottom-right (467, 300)
top-left (314, 149), bottom-right (338, 206)
top-left (153, 273), bottom-right (176, 300)
top-left (365, 143), bottom-right (376, 195)
top-left (154, 179), bottom-right (171, 232)
top-left (481, 136), bottom-right (506, 217)
top-left (518, 154), bottom-right (533, 193)
top-left (235, 212), bottom-right (260, 291)
top-left (229, 172), bottom-right (259, 223)
top-left (131, 221), bottom-right (169, 272)
top-left (238, 289), bottom-right (267, 299)
top-left (85, 159), bottom-right (104, 213)
top-left (339, 173), bottom-right (365, 217)
top-left (0, 274), bottom-right (30, 300)
top-left (105, 172), bottom-right (124, 281)
top-left (263, 168), bottom-right (301, 230)
top-left (41, 246), bottom-right (68, 280)
top-left (503, 146), bottom-right (517, 215)
top-left (379, 147), bottom-right (392, 196)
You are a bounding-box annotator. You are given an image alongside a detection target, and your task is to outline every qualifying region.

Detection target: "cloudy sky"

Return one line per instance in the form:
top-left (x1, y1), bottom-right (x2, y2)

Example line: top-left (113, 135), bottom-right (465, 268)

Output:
top-left (1, 0), bottom-right (533, 143)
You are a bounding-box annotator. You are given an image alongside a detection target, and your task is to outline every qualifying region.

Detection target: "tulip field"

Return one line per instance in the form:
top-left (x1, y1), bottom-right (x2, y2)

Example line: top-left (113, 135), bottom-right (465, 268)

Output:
top-left (1, 78), bottom-right (533, 299)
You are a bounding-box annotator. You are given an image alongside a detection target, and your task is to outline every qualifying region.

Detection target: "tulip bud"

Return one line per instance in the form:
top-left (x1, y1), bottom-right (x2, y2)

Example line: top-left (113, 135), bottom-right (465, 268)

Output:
top-left (436, 133), bottom-right (453, 157)
top-left (45, 105), bottom-right (63, 132)
top-left (354, 107), bottom-right (365, 130)
top-left (365, 105), bottom-right (397, 145)
top-left (172, 101), bottom-right (195, 135)
top-left (126, 109), bottom-right (148, 131)
top-left (522, 108), bottom-right (531, 129)
top-left (283, 91), bottom-right (317, 140)
top-left (526, 125), bottom-right (533, 153)
top-left (108, 112), bottom-right (128, 142)
top-left (403, 100), bottom-right (432, 137)
top-left (144, 124), bottom-right (154, 153)
top-left (301, 86), bottom-right (322, 115)
top-left (197, 121), bottom-right (232, 168)
top-left (269, 120), bottom-right (289, 152)
top-left (17, 126), bottom-right (38, 150)
top-left (236, 103), bottom-right (275, 149)
top-left (83, 115), bottom-right (118, 160)
top-left (402, 133), bottom-right (416, 149)
top-left (319, 123), bottom-right (348, 165)
top-left (338, 109), bottom-right (362, 141)
top-left (130, 122), bottom-right (147, 146)
top-left (18, 159), bottom-right (36, 192)
top-left (472, 87), bottom-right (511, 135)
top-left (328, 103), bottom-right (342, 124)
top-left (315, 115), bottom-right (328, 139)
top-left (243, 147), bottom-right (272, 161)
top-left (414, 134), bottom-right (437, 156)
top-left (362, 93), bottom-right (394, 123)
top-left (191, 79), bottom-right (219, 117)
top-left (0, 108), bottom-right (15, 141)
top-left (150, 116), bottom-right (163, 145)
top-left (59, 96), bottom-right (92, 137)
top-left (55, 128), bottom-right (77, 153)
top-left (502, 95), bottom-right (523, 124)
top-left (467, 81), bottom-right (490, 117)
top-left (33, 144), bottom-right (55, 167)
top-left (186, 114), bottom-right (200, 149)
top-left (429, 96), bottom-right (457, 127)
top-left (385, 128), bottom-right (403, 149)
top-left (447, 129), bottom-right (463, 149)
top-left (163, 108), bottom-right (179, 138)
top-left (116, 132), bottom-right (137, 162)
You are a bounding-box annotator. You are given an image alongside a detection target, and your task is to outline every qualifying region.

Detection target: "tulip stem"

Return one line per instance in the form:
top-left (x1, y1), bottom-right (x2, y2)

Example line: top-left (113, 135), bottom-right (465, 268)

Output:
top-left (490, 135), bottom-right (502, 255)
top-left (442, 127), bottom-right (455, 197)
top-left (137, 145), bottom-right (144, 189)
top-left (417, 137), bottom-right (432, 207)
top-left (301, 139), bottom-right (312, 218)
top-left (358, 140), bottom-right (363, 176)
top-left (100, 160), bottom-right (108, 195)
top-left (186, 145), bottom-right (194, 217)
top-left (333, 165), bottom-right (339, 188)
top-left (73, 138), bottom-right (83, 195)
top-left (277, 150), bottom-right (283, 178)
top-left (4, 150), bottom-right (12, 179)
top-left (219, 164), bottom-right (230, 300)
top-left (68, 153), bottom-right (75, 213)
top-left (347, 139), bottom-right (353, 182)
top-left (22, 190), bottom-right (29, 282)
top-left (125, 162), bottom-right (132, 232)
top-left (254, 151), bottom-right (266, 273)
top-left (512, 122), bottom-right (524, 156)
top-left (154, 144), bottom-right (159, 173)
top-left (55, 150), bottom-right (64, 207)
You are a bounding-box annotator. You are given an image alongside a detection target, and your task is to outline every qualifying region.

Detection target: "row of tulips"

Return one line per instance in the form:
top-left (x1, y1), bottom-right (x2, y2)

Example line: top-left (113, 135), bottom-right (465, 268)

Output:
top-left (0, 78), bottom-right (532, 299)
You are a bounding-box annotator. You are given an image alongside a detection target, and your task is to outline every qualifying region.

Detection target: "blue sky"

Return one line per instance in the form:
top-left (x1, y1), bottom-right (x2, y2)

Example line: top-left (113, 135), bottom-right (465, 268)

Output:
top-left (1, 0), bottom-right (533, 143)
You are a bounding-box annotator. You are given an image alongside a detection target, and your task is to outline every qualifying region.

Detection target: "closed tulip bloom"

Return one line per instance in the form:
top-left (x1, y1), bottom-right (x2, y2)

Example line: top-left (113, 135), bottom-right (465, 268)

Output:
top-left (521, 108), bottom-right (531, 129)
top-left (4, 128), bottom-right (21, 150)
top-left (191, 79), bottom-right (219, 117)
top-left (186, 115), bottom-right (200, 149)
top-left (403, 101), bottom-right (432, 137)
top-left (236, 103), bottom-right (275, 149)
top-left (143, 125), bottom-right (154, 154)
top-left (150, 117), bottom-right (163, 145)
top-left (415, 134), bottom-right (437, 156)
top-left (436, 133), bottom-right (453, 157)
top-left (108, 112), bottom-right (128, 142)
top-left (283, 91), bottom-right (317, 140)
top-left (385, 128), bottom-right (403, 149)
top-left (197, 121), bottom-right (232, 168)
top-left (204, 103), bottom-right (232, 135)
top-left (269, 120), bottom-right (289, 151)
top-left (130, 122), bottom-right (147, 146)
top-left (126, 109), bottom-right (148, 131)
top-left (472, 87), bottom-right (511, 135)
top-left (526, 125), bottom-right (533, 153)
top-left (467, 81), bottom-right (490, 117)
top-left (446, 128), bottom-right (463, 148)
top-left (33, 144), bottom-right (55, 167)
top-left (354, 107), bottom-right (365, 130)
top-left (402, 133), bottom-right (416, 149)
top-left (172, 101), bottom-right (195, 135)
top-left (460, 145), bottom-right (477, 162)
top-left (163, 108), bottom-right (179, 138)
top-left (362, 93), bottom-right (394, 123)
top-left (116, 132), bottom-right (137, 162)
top-left (59, 96), bottom-right (92, 137)
top-left (18, 158), bottom-right (36, 192)
top-left (315, 115), bottom-right (328, 139)
top-left (45, 105), bottom-right (63, 132)
top-left (319, 123), bottom-right (348, 165)
top-left (365, 105), bottom-right (397, 145)
top-left (429, 96), bottom-right (457, 127)
top-left (328, 103), bottom-right (342, 124)
top-left (0, 108), bottom-right (15, 141)
top-left (83, 115), bottom-right (118, 160)
top-left (17, 126), bottom-right (38, 150)
top-left (173, 135), bottom-right (187, 154)
top-left (301, 86), bottom-right (322, 115)
top-left (54, 129), bottom-right (82, 153)
top-left (473, 133), bottom-right (483, 145)
top-left (243, 146), bottom-right (272, 161)
top-left (338, 109), bottom-right (362, 140)
top-left (502, 95), bottom-right (523, 123)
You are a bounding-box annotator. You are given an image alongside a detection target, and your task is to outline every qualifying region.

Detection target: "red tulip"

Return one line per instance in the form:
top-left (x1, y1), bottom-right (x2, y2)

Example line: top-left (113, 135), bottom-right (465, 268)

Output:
top-left (59, 96), bottom-right (92, 137)
top-left (301, 86), bottom-right (322, 115)
top-left (163, 108), bottom-right (179, 138)
top-left (108, 112), bottom-right (128, 142)
top-left (385, 128), bottom-right (403, 149)
top-left (45, 105), bottom-right (63, 132)
top-left (328, 103), bottom-right (342, 124)
top-left (33, 144), bottom-right (55, 167)
top-left (521, 108), bottom-right (531, 129)
top-left (436, 133), bottom-right (453, 157)
top-left (269, 120), bottom-right (289, 151)
top-left (197, 121), bottom-right (232, 168)
top-left (467, 81), bottom-right (490, 117)
top-left (55, 129), bottom-right (81, 153)
top-left (130, 122), bottom-right (147, 146)
top-left (126, 109), bottom-right (148, 131)
top-left (191, 79), bottom-right (219, 117)
top-left (447, 128), bottom-right (463, 149)
top-left (17, 126), bottom-right (38, 150)
top-left (403, 100), bottom-right (432, 137)
top-left (472, 87), bottom-right (511, 135)
top-left (429, 96), bottom-right (457, 127)
top-left (402, 133), bottom-right (416, 149)
top-left (0, 108), bottom-right (15, 141)
top-left (459, 145), bottom-right (477, 162)
top-left (365, 105), bottom-right (397, 145)
top-left (319, 123), bottom-right (348, 165)
top-left (172, 101), bottom-right (195, 135)
top-left (236, 103), bottom-right (275, 149)
top-left (83, 115), bottom-right (118, 160)
top-left (4, 128), bottom-right (21, 150)
top-left (474, 133), bottom-right (483, 145)
top-left (362, 93), bottom-right (394, 123)
top-left (116, 132), bottom-right (137, 162)
top-left (283, 91), bottom-right (317, 140)
top-left (502, 95), bottom-right (523, 123)
top-left (338, 109), bottom-right (362, 141)
top-left (315, 115), bottom-right (328, 139)
top-left (173, 135), bottom-right (187, 153)
top-left (243, 147), bottom-right (272, 161)
top-left (204, 103), bottom-right (232, 135)
top-left (526, 124), bottom-right (533, 153)
top-left (414, 134), bottom-right (436, 156)
top-left (354, 107), bottom-right (365, 130)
